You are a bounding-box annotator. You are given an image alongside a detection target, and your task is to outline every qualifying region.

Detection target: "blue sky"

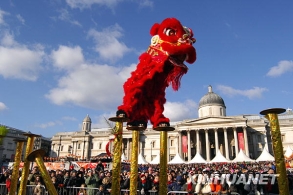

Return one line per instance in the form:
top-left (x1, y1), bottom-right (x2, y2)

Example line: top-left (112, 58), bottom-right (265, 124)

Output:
top-left (0, 0), bottom-right (292, 138)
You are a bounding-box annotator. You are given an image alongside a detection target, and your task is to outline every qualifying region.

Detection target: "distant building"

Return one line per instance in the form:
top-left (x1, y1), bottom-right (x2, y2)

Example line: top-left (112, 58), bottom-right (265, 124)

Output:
top-left (51, 85), bottom-right (293, 162)
top-left (0, 125), bottom-right (52, 162)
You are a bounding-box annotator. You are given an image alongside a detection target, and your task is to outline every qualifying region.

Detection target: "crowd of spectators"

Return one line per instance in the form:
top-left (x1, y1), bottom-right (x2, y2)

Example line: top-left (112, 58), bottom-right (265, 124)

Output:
top-left (0, 160), bottom-right (293, 195)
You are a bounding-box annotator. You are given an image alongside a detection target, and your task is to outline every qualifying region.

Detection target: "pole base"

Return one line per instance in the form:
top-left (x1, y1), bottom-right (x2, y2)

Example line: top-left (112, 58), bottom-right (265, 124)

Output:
top-left (154, 126), bottom-right (175, 131)
top-left (108, 117), bottom-right (129, 122)
top-left (260, 108), bottom-right (286, 115)
top-left (126, 126), bottom-right (146, 131)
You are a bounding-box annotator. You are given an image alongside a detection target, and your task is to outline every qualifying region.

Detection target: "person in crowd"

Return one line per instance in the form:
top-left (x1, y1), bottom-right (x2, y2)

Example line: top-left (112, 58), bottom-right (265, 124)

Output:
top-left (168, 174), bottom-right (184, 192)
top-left (85, 169), bottom-right (99, 195)
top-left (96, 184), bottom-right (109, 195)
top-left (51, 176), bottom-right (59, 189)
top-left (0, 171), bottom-right (9, 183)
top-left (78, 183), bottom-right (88, 195)
top-left (95, 161), bottom-right (104, 173)
top-left (151, 175), bottom-right (160, 192)
top-left (138, 173), bottom-right (152, 195)
top-left (28, 166), bottom-right (41, 185)
top-left (5, 174), bottom-right (11, 194)
top-left (101, 176), bottom-right (111, 191)
top-left (181, 176), bottom-right (196, 195)
top-left (33, 181), bottom-right (42, 195)
top-left (121, 171), bottom-right (130, 189)
top-left (76, 171), bottom-right (86, 187)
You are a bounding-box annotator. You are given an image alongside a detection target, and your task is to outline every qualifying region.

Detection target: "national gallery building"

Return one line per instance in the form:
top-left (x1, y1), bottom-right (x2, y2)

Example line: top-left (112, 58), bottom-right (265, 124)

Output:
top-left (51, 86), bottom-right (293, 163)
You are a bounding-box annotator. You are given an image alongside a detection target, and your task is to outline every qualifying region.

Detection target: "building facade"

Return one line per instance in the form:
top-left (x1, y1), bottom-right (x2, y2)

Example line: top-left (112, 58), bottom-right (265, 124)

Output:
top-left (0, 126), bottom-right (51, 163)
top-left (51, 86), bottom-right (293, 162)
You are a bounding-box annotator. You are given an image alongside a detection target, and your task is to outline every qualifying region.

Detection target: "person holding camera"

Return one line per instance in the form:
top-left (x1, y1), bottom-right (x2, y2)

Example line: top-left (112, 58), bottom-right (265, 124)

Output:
top-left (85, 169), bottom-right (99, 195)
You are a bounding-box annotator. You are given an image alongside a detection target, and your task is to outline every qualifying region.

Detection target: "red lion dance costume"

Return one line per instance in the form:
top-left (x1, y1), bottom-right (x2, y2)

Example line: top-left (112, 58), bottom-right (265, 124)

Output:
top-left (117, 18), bottom-right (197, 129)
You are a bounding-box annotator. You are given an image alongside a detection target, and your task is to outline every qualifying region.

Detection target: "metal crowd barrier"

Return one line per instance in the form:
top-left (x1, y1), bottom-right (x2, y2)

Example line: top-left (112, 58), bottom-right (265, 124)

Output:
top-left (57, 186), bottom-right (100, 195)
top-left (0, 183), bottom-right (47, 195)
top-left (167, 191), bottom-right (189, 195)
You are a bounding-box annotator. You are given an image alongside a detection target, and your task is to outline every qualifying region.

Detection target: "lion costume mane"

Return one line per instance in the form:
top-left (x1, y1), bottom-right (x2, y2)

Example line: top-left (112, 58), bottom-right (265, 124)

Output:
top-left (117, 18), bottom-right (197, 129)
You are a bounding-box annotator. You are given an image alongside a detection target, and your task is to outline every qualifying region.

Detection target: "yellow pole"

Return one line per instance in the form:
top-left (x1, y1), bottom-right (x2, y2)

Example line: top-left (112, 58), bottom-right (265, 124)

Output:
top-left (110, 121), bottom-right (123, 195)
top-left (260, 108), bottom-right (290, 195)
top-left (18, 132), bottom-right (40, 195)
top-left (10, 139), bottom-right (26, 195)
top-left (130, 129), bottom-right (139, 195)
top-left (27, 149), bottom-right (58, 195)
top-left (159, 131), bottom-right (168, 195)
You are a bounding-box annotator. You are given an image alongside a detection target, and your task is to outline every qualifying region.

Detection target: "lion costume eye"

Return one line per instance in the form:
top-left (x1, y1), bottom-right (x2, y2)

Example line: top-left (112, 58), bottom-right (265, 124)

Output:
top-left (164, 28), bottom-right (176, 36)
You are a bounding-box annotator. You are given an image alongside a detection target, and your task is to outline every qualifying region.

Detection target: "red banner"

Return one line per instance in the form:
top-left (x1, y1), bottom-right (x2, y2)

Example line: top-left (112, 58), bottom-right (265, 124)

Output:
top-left (76, 162), bottom-right (97, 169)
top-left (237, 132), bottom-right (245, 151)
top-left (182, 136), bottom-right (188, 153)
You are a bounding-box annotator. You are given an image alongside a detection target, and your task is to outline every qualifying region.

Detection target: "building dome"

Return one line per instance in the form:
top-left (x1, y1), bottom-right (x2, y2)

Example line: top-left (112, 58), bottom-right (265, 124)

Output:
top-left (198, 86), bottom-right (226, 118)
top-left (199, 86), bottom-right (226, 108)
top-left (83, 114), bottom-right (92, 122)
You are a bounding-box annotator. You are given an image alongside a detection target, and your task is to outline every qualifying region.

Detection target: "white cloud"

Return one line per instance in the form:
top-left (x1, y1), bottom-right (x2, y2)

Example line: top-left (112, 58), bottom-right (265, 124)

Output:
top-left (57, 9), bottom-right (82, 27)
top-left (163, 100), bottom-right (197, 121)
top-left (139, 0), bottom-right (154, 8)
top-left (266, 60), bottom-right (293, 77)
top-left (217, 85), bottom-right (268, 99)
top-left (51, 45), bottom-right (84, 71)
top-left (88, 24), bottom-right (132, 62)
top-left (0, 102), bottom-right (8, 111)
top-left (0, 10), bottom-right (8, 25)
top-left (0, 32), bottom-right (44, 81)
top-left (34, 121), bottom-right (62, 129)
top-left (46, 63), bottom-right (133, 110)
top-left (65, 0), bottom-right (121, 9)
top-left (16, 14), bottom-right (25, 25)
top-left (62, 116), bottom-right (78, 121)
top-left (47, 45), bottom-right (136, 110)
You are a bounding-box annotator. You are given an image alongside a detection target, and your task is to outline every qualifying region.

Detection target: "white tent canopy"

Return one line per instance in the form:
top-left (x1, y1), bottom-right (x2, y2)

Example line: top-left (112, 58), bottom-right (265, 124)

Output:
top-left (232, 149), bottom-right (255, 162)
top-left (284, 146), bottom-right (293, 158)
top-left (210, 150), bottom-right (231, 163)
top-left (138, 153), bottom-right (149, 164)
top-left (256, 147), bottom-right (275, 162)
top-left (168, 153), bottom-right (185, 164)
top-left (188, 153), bottom-right (207, 164)
top-left (150, 155), bottom-right (160, 164)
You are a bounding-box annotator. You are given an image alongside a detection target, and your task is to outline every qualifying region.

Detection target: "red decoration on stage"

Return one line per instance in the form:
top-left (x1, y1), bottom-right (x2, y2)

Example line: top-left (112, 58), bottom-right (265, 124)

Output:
top-left (105, 141), bottom-right (112, 156)
top-left (182, 135), bottom-right (188, 153)
top-left (117, 18), bottom-right (196, 128)
top-left (237, 132), bottom-right (245, 151)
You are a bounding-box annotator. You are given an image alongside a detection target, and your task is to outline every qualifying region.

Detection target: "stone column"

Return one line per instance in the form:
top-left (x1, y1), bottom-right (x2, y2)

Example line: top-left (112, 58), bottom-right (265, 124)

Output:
top-left (127, 138), bottom-right (130, 159)
top-left (176, 136), bottom-right (179, 153)
top-left (243, 127), bottom-right (249, 156)
top-left (178, 132), bottom-right (182, 157)
top-left (196, 129), bottom-right (200, 154)
top-left (263, 131), bottom-right (269, 151)
top-left (224, 128), bottom-right (229, 159)
top-left (167, 136), bottom-right (170, 161)
top-left (85, 140), bottom-right (89, 160)
top-left (187, 130), bottom-right (191, 161)
top-left (74, 141), bottom-right (78, 156)
top-left (205, 129), bottom-right (210, 161)
top-left (233, 127), bottom-right (239, 157)
top-left (51, 144), bottom-right (55, 157)
top-left (214, 128), bottom-right (219, 153)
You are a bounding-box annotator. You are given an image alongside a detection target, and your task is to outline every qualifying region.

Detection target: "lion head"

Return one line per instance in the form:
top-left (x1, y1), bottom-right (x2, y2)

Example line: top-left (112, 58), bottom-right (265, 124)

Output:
top-left (147, 18), bottom-right (197, 69)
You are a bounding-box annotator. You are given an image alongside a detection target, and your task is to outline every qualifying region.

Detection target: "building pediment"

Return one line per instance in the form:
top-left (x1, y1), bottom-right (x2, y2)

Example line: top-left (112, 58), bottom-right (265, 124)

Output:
top-left (176, 116), bottom-right (247, 130)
